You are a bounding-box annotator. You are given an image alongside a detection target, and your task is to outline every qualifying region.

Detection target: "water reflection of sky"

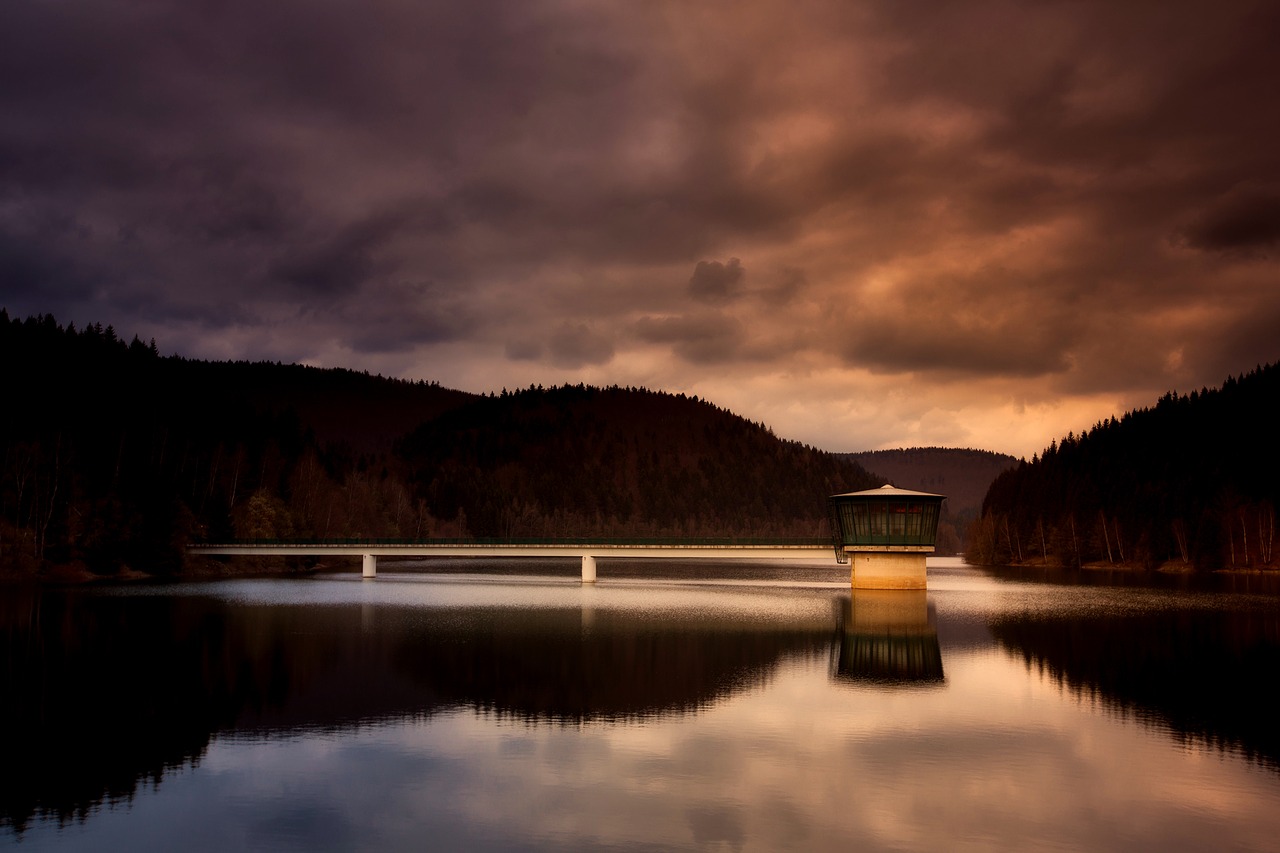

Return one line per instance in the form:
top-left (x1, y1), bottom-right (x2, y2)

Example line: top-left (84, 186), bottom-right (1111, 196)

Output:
top-left (11, 560), bottom-right (1280, 851)
top-left (25, 652), bottom-right (1280, 852)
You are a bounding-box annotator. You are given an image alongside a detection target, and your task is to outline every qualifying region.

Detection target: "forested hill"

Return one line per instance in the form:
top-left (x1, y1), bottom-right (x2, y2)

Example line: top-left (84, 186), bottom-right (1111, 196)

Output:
top-left (177, 359), bottom-right (477, 452)
top-left (398, 385), bottom-right (877, 539)
top-left (0, 311), bottom-right (874, 577)
top-left (972, 363), bottom-right (1279, 571)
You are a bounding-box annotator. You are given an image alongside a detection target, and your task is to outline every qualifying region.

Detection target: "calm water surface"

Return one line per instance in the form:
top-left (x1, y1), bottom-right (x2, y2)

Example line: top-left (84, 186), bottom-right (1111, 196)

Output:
top-left (5, 557), bottom-right (1280, 851)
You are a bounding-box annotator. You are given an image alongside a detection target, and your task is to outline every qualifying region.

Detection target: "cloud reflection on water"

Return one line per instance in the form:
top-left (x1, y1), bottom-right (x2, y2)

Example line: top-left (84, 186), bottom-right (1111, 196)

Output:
top-left (7, 564), bottom-right (1280, 850)
top-left (127, 648), bottom-right (1280, 852)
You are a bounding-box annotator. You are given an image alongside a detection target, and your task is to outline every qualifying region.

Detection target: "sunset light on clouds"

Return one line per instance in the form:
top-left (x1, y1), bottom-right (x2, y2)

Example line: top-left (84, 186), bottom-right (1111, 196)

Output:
top-left (3, 0), bottom-right (1278, 457)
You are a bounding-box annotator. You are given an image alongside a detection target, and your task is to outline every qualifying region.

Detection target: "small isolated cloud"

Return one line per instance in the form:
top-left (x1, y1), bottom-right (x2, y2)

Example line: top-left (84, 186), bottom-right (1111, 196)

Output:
top-left (1181, 185), bottom-right (1280, 253)
top-left (688, 258), bottom-right (745, 303)
top-left (548, 323), bottom-right (615, 369)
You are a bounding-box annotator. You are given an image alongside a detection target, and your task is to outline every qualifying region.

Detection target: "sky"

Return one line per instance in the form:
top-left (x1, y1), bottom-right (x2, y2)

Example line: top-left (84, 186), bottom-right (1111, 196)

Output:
top-left (3, 0), bottom-right (1279, 458)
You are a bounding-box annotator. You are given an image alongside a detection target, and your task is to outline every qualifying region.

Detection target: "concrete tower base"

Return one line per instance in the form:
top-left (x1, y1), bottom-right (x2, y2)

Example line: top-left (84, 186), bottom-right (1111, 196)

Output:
top-left (848, 551), bottom-right (928, 590)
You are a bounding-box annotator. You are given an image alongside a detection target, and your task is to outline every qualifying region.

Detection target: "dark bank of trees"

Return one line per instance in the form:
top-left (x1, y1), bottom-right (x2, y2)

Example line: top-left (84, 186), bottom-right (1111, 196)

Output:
top-left (0, 311), bottom-right (459, 575)
top-left (1, 311), bottom-right (873, 578)
top-left (397, 383), bottom-right (876, 539)
top-left (970, 363), bottom-right (1279, 571)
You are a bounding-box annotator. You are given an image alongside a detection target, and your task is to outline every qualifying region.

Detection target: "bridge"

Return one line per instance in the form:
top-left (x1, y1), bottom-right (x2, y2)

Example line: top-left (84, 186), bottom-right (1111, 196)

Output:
top-left (186, 537), bottom-right (838, 581)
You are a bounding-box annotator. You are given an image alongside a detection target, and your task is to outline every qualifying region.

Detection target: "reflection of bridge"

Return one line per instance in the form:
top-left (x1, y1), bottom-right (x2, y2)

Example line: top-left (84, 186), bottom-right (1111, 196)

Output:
top-left (186, 537), bottom-right (836, 581)
top-left (0, 583), bottom-right (939, 828)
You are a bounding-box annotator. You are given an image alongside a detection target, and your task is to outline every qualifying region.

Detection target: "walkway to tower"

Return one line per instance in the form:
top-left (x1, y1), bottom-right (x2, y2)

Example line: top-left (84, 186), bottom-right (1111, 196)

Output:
top-left (186, 536), bottom-right (837, 581)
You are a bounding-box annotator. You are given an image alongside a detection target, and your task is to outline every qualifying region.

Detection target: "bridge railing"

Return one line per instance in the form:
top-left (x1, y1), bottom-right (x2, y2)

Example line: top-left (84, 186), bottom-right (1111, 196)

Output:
top-left (190, 536), bottom-right (834, 548)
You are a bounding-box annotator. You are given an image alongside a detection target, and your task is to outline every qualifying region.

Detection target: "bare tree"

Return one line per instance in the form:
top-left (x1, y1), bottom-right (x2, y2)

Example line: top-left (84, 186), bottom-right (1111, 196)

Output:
top-left (1172, 519), bottom-right (1190, 565)
top-left (1099, 510), bottom-right (1114, 564)
top-left (1259, 502), bottom-right (1275, 565)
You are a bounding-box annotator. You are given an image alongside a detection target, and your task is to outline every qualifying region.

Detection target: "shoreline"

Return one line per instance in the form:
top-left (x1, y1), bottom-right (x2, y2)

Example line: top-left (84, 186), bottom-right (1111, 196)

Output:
top-left (971, 558), bottom-right (1279, 576)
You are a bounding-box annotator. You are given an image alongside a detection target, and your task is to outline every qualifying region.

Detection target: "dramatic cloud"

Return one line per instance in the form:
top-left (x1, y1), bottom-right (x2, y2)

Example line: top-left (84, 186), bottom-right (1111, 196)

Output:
top-left (634, 313), bottom-right (744, 365)
top-left (3, 0), bottom-right (1280, 456)
top-left (689, 258), bottom-right (746, 303)
top-left (548, 323), bottom-right (615, 370)
top-left (1181, 185), bottom-right (1280, 252)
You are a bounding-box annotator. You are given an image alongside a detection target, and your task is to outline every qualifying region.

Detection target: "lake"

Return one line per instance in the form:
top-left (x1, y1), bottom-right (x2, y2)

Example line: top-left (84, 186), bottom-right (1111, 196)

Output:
top-left (5, 557), bottom-right (1280, 851)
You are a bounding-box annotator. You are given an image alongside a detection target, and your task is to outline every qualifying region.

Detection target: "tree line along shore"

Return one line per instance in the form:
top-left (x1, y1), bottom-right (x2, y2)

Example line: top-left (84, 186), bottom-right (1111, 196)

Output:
top-left (9, 309), bottom-right (1267, 580)
top-left (967, 363), bottom-right (1277, 573)
top-left (2, 311), bottom-right (886, 579)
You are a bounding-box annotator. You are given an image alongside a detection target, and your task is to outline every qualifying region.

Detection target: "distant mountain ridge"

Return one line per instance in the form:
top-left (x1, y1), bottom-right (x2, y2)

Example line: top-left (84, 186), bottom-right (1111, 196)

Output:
top-left (846, 448), bottom-right (1018, 515)
top-left (843, 447), bottom-right (1017, 555)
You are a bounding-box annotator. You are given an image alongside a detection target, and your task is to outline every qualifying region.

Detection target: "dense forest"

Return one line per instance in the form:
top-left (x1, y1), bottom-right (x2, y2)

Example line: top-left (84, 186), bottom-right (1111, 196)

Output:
top-left (398, 385), bottom-right (874, 540)
top-left (847, 447), bottom-right (1017, 553)
top-left (971, 364), bottom-right (1279, 571)
top-left (0, 311), bottom-right (875, 578)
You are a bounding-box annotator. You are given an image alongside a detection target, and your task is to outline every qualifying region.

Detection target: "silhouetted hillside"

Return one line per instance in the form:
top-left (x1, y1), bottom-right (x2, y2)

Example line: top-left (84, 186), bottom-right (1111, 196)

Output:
top-left (400, 385), bottom-right (877, 538)
top-left (2, 311), bottom-right (464, 574)
top-left (848, 448), bottom-right (1017, 514)
top-left (178, 359), bottom-right (477, 452)
top-left (1, 311), bottom-right (873, 576)
top-left (972, 363), bottom-right (1279, 571)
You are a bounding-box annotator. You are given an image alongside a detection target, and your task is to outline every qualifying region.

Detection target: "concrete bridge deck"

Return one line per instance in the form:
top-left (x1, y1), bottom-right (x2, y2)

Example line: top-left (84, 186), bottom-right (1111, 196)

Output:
top-left (187, 538), bottom-right (839, 580)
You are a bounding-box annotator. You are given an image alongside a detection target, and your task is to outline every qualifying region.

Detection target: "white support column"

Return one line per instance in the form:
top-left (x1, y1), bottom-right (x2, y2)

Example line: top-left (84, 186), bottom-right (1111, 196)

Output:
top-left (362, 554), bottom-right (377, 579)
top-left (581, 555), bottom-right (597, 583)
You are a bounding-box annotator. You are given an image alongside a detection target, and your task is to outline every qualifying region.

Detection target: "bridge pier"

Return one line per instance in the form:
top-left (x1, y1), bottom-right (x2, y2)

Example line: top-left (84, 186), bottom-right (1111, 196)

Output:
top-left (581, 555), bottom-right (596, 583)
top-left (362, 554), bottom-right (377, 579)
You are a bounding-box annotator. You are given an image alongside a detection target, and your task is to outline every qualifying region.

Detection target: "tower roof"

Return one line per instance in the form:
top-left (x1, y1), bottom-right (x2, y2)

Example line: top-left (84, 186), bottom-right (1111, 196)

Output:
top-left (831, 483), bottom-right (945, 500)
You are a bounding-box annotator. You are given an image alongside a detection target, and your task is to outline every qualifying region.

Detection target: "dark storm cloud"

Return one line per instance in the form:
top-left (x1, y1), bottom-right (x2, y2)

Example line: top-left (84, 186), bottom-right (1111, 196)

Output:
top-left (504, 340), bottom-right (544, 362)
top-left (548, 323), bottom-right (615, 369)
top-left (0, 0), bottom-right (649, 312)
top-left (1181, 186), bottom-right (1280, 252)
top-left (839, 269), bottom-right (1080, 379)
top-left (689, 259), bottom-right (746, 303)
top-left (341, 281), bottom-right (471, 355)
top-left (759, 269), bottom-right (806, 307)
top-left (4, 0), bottom-right (1280, 454)
top-left (1183, 293), bottom-right (1280, 384)
top-left (633, 314), bottom-right (744, 365)
top-left (270, 208), bottom-right (424, 297)
top-left (0, 218), bottom-right (96, 302)
top-left (844, 321), bottom-right (1073, 379)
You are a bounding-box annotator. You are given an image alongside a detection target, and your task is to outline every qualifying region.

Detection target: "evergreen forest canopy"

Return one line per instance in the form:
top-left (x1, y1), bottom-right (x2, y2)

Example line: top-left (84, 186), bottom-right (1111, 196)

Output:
top-left (0, 311), bottom-right (876, 577)
top-left (971, 363), bottom-right (1279, 571)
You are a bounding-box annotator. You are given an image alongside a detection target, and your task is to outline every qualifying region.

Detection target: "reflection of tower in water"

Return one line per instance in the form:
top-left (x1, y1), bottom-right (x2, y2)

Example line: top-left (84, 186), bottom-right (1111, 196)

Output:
top-left (832, 590), bottom-right (944, 686)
